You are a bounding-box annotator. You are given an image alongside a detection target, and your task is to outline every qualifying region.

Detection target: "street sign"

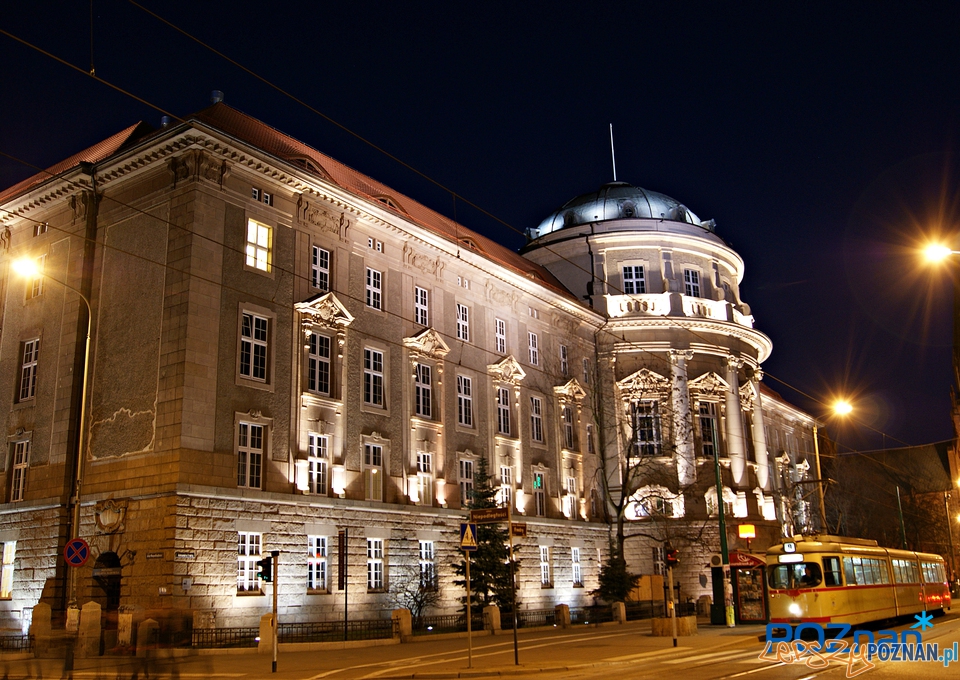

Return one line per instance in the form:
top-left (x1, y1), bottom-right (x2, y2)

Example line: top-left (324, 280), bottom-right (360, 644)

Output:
top-left (510, 522), bottom-right (527, 538)
top-left (460, 523), bottom-right (478, 551)
top-left (64, 538), bottom-right (90, 568)
top-left (470, 507), bottom-right (509, 524)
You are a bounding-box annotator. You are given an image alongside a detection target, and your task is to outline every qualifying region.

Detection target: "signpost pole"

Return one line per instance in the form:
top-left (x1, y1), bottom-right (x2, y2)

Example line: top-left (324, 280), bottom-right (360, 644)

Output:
top-left (271, 550), bottom-right (279, 673)
top-left (343, 528), bottom-right (349, 641)
top-left (668, 564), bottom-right (677, 647)
top-left (509, 511), bottom-right (518, 666)
top-left (465, 550), bottom-right (473, 668)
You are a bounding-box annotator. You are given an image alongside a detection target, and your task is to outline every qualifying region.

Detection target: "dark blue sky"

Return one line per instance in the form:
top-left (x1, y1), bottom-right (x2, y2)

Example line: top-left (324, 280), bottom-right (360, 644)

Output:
top-left (3, 1), bottom-right (960, 449)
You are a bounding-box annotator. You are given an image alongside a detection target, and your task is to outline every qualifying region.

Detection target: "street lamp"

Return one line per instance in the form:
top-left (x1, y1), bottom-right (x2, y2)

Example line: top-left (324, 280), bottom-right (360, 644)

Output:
top-left (811, 400), bottom-right (853, 534)
top-left (13, 257), bottom-right (92, 626)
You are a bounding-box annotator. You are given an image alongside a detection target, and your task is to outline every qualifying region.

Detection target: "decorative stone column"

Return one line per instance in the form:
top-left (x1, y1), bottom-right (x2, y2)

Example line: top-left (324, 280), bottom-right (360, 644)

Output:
top-left (750, 371), bottom-right (770, 490)
top-left (669, 350), bottom-right (696, 486)
top-left (724, 356), bottom-right (747, 487)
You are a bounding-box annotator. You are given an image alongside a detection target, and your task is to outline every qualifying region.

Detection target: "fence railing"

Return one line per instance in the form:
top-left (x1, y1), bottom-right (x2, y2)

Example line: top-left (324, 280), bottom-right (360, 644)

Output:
top-left (0, 635), bottom-right (32, 652)
top-left (412, 613), bottom-right (485, 635)
top-left (191, 627), bottom-right (259, 649)
top-left (569, 606), bottom-right (614, 625)
top-left (278, 618), bottom-right (396, 643)
top-left (499, 608), bottom-right (556, 630)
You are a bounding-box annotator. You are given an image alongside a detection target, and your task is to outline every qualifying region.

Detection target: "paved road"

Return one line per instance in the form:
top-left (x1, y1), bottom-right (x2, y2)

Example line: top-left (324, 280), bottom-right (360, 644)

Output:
top-left (1, 613), bottom-right (957, 679)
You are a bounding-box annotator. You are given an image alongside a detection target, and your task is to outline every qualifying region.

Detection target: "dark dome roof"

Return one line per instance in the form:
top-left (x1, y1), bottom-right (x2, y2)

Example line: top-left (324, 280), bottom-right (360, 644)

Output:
top-left (529, 182), bottom-right (715, 238)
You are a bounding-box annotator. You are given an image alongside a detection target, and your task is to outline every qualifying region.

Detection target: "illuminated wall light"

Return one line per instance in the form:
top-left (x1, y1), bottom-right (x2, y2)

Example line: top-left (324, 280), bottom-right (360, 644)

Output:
top-left (332, 465), bottom-right (346, 497)
top-left (515, 488), bottom-right (525, 514)
top-left (295, 460), bottom-right (309, 491)
top-left (435, 479), bottom-right (446, 507)
top-left (738, 524), bottom-right (756, 540)
top-left (407, 475), bottom-right (419, 503)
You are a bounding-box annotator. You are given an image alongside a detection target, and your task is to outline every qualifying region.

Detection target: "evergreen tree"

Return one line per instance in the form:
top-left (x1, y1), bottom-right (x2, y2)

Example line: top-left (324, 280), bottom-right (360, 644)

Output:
top-left (592, 548), bottom-right (641, 604)
top-left (453, 456), bottom-right (516, 612)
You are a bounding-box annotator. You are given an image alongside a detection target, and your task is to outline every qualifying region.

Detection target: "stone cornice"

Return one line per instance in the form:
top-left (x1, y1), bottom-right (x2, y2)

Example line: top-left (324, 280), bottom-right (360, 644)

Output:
top-left (604, 316), bottom-right (772, 362)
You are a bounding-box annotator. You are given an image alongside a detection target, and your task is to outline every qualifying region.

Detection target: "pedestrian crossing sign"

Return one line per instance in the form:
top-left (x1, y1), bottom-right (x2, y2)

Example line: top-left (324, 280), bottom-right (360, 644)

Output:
top-left (460, 522), bottom-right (478, 551)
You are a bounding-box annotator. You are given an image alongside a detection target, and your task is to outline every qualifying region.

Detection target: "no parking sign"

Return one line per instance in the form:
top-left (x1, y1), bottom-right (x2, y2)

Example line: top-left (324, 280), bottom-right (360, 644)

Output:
top-left (63, 538), bottom-right (90, 568)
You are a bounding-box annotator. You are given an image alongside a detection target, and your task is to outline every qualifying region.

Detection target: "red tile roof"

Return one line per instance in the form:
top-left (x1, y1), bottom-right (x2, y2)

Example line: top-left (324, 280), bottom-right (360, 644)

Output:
top-left (0, 122), bottom-right (151, 204)
top-left (189, 104), bottom-right (573, 299)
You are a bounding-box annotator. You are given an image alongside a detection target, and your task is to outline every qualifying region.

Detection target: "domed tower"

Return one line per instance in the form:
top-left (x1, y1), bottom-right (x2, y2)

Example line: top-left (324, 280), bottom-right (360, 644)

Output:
top-left (523, 182), bottom-right (775, 526)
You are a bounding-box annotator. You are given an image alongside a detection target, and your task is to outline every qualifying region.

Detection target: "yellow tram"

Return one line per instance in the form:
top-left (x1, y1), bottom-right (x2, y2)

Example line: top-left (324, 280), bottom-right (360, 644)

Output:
top-left (766, 535), bottom-right (950, 625)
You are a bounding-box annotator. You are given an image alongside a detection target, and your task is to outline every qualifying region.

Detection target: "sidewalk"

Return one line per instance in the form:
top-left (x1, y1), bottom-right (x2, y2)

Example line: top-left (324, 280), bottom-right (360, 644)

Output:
top-left (0, 618), bottom-right (769, 679)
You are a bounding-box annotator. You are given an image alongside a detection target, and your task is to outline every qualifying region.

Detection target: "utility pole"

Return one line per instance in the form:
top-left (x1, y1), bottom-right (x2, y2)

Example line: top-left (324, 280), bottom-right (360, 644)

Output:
top-left (271, 550), bottom-right (279, 673)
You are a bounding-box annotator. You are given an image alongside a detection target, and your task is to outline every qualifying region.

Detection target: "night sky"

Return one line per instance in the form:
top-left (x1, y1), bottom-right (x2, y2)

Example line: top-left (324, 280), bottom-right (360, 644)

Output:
top-left (3, 1), bottom-right (960, 450)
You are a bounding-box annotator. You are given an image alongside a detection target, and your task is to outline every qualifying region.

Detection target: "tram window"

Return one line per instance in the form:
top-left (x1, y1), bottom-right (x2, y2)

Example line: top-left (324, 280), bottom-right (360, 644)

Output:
top-left (921, 561), bottom-right (943, 583)
top-left (892, 559), bottom-right (920, 584)
top-left (823, 556), bottom-right (842, 586)
top-left (843, 556), bottom-right (888, 585)
top-left (768, 563), bottom-right (822, 589)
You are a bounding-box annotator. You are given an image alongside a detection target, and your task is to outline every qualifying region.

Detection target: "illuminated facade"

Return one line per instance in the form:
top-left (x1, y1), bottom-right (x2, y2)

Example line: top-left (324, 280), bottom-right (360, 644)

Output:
top-left (0, 103), bottom-right (816, 632)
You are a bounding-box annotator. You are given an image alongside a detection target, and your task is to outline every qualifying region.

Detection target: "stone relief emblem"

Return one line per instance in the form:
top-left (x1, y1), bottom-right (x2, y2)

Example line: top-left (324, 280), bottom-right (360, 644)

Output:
top-left (296, 195), bottom-right (351, 241)
top-left (402, 243), bottom-right (445, 280)
top-left (296, 293), bottom-right (355, 333)
top-left (617, 368), bottom-right (670, 401)
top-left (95, 498), bottom-right (127, 534)
top-left (484, 281), bottom-right (521, 312)
top-left (403, 327), bottom-right (451, 360)
top-left (551, 313), bottom-right (578, 334)
top-left (487, 355), bottom-right (526, 385)
top-left (688, 371), bottom-right (729, 398)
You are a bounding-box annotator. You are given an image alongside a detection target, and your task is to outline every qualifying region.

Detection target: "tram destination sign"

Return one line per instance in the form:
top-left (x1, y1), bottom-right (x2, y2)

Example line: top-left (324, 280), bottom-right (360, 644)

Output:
top-left (469, 507), bottom-right (510, 524)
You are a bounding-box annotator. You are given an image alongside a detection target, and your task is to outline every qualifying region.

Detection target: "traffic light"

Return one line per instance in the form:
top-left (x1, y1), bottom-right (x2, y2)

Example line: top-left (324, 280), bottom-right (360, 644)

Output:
top-left (256, 556), bottom-right (273, 582)
top-left (665, 546), bottom-right (679, 569)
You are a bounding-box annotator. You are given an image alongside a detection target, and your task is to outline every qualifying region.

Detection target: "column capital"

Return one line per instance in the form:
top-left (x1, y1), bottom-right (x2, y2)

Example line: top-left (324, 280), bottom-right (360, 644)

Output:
top-left (725, 355), bottom-right (744, 371)
top-left (669, 349), bottom-right (695, 362)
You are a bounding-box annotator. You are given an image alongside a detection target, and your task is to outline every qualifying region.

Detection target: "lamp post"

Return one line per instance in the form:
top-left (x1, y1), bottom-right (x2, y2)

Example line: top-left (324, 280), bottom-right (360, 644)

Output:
top-left (12, 257), bottom-right (92, 624)
top-left (810, 400), bottom-right (852, 535)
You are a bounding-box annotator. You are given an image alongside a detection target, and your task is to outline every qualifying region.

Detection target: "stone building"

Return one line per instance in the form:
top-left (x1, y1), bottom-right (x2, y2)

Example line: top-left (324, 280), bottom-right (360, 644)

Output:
top-left (0, 102), bottom-right (817, 634)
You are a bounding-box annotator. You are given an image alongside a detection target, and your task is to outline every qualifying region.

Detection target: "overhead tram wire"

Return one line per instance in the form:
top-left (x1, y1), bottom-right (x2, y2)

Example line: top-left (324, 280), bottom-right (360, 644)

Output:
top-left (0, 24), bottom-right (892, 443)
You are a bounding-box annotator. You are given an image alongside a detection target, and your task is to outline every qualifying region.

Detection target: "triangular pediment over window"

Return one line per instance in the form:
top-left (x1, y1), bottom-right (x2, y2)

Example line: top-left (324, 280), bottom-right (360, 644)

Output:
top-left (554, 378), bottom-right (587, 403)
top-left (295, 293), bottom-right (355, 331)
top-left (617, 368), bottom-right (669, 400)
top-left (688, 371), bottom-right (729, 398)
top-left (403, 327), bottom-right (451, 359)
top-left (487, 355), bottom-right (526, 384)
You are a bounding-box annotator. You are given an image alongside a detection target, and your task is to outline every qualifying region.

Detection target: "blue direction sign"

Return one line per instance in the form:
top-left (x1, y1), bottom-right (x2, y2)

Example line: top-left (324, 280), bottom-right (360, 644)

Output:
top-left (459, 523), bottom-right (478, 551)
top-left (64, 538), bottom-right (90, 568)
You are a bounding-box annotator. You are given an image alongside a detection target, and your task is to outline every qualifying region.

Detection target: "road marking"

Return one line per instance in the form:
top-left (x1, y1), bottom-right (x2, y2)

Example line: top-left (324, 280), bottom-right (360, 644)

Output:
top-left (605, 647), bottom-right (693, 661)
top-left (661, 648), bottom-right (760, 664)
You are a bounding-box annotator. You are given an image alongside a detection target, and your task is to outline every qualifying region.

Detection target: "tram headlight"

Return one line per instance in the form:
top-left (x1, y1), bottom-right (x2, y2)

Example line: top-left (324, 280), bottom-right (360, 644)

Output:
top-left (788, 603), bottom-right (802, 617)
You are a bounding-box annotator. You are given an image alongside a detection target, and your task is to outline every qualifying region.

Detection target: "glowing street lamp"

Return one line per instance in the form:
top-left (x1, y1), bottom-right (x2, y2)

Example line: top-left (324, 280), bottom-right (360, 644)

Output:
top-left (13, 256), bottom-right (92, 625)
top-left (811, 399), bottom-right (853, 533)
top-left (738, 524), bottom-right (756, 552)
top-left (924, 243), bottom-right (956, 263)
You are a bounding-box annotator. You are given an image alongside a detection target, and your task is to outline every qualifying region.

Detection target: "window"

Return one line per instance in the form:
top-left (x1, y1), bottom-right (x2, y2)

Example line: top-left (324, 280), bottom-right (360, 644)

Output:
top-left (456, 304), bottom-right (470, 341)
top-left (10, 441), bottom-right (29, 502)
top-left (419, 540), bottom-right (436, 590)
top-left (414, 287), bottom-right (429, 326)
top-left (415, 364), bottom-right (432, 418)
top-left (652, 546), bottom-right (665, 576)
top-left (237, 532), bottom-right (262, 592)
top-left (823, 556), bottom-right (842, 587)
top-left (842, 557), bottom-right (889, 586)
top-left (528, 332), bottom-right (539, 366)
top-left (539, 546), bottom-right (552, 586)
top-left (632, 401), bottom-right (662, 457)
top-left (417, 452), bottom-right (433, 506)
top-left (33, 222), bottom-right (48, 237)
top-left (367, 538), bottom-right (384, 590)
top-left (582, 358), bottom-right (591, 385)
top-left (495, 319), bottom-right (506, 354)
top-left (699, 402), bottom-right (718, 457)
top-left (25, 255), bottom-right (45, 299)
top-left (19, 339), bottom-right (39, 401)
top-left (499, 465), bottom-right (512, 508)
top-left (0, 542), bottom-right (14, 599)
top-left (497, 387), bottom-right (511, 435)
top-left (458, 275), bottom-right (470, 290)
top-left (622, 265), bottom-right (646, 294)
top-left (308, 536), bottom-right (328, 591)
top-left (240, 313), bottom-right (269, 382)
top-left (563, 476), bottom-right (577, 518)
top-left (307, 334), bottom-right (331, 395)
top-left (365, 267), bottom-right (382, 310)
top-left (363, 348), bottom-right (385, 407)
top-left (530, 397), bottom-right (544, 443)
top-left (364, 444), bottom-right (383, 501)
top-left (533, 471), bottom-right (545, 517)
top-left (559, 344), bottom-right (568, 376)
top-left (572, 547), bottom-right (583, 587)
top-left (457, 376), bottom-right (473, 427)
top-left (368, 238), bottom-right (383, 252)
top-left (586, 424), bottom-right (594, 454)
top-left (245, 219), bottom-right (271, 271)
top-left (307, 433), bottom-right (328, 495)
top-left (251, 187), bottom-right (273, 206)
top-left (459, 459), bottom-right (474, 505)
top-left (562, 406), bottom-right (575, 450)
top-left (237, 422), bottom-right (264, 488)
top-left (529, 307), bottom-right (540, 320)
top-left (311, 246), bottom-right (330, 291)
top-left (684, 269), bottom-right (701, 297)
